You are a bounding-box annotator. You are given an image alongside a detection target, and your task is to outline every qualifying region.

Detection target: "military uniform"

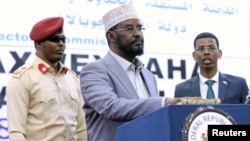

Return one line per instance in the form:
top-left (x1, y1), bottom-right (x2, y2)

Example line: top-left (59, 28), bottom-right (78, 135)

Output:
top-left (6, 56), bottom-right (88, 141)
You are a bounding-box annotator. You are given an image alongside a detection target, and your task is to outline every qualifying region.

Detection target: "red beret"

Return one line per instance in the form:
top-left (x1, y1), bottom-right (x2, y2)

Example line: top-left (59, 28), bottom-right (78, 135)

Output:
top-left (29, 17), bottom-right (64, 41)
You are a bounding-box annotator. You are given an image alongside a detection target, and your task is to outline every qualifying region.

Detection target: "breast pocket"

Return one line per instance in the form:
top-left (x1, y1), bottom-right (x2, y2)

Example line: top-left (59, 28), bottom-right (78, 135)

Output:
top-left (34, 92), bottom-right (58, 118)
top-left (68, 92), bottom-right (79, 115)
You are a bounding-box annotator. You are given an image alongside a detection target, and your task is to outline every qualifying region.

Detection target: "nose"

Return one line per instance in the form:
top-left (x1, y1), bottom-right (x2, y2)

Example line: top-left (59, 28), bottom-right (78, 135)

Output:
top-left (203, 47), bottom-right (209, 52)
top-left (133, 29), bottom-right (143, 36)
top-left (202, 48), bottom-right (212, 55)
top-left (57, 40), bottom-right (65, 46)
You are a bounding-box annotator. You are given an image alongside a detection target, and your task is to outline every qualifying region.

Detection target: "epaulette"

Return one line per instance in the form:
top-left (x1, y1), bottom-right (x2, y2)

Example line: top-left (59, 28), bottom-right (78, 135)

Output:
top-left (65, 67), bottom-right (79, 78)
top-left (12, 63), bottom-right (32, 78)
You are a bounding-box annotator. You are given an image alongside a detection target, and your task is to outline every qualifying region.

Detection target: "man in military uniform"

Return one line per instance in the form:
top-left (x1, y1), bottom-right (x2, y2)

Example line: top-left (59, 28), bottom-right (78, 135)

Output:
top-left (6, 17), bottom-right (88, 141)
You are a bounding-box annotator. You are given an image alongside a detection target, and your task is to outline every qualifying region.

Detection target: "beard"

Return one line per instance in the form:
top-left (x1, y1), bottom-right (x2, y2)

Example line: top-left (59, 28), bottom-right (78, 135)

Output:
top-left (117, 37), bottom-right (144, 57)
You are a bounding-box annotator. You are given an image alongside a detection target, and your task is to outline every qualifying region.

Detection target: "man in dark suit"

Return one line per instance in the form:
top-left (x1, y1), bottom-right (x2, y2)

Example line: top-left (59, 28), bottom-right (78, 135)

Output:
top-left (174, 32), bottom-right (249, 104)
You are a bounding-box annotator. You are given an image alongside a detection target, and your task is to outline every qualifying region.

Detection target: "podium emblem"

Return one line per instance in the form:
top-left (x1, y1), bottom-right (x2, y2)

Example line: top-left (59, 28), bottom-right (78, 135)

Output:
top-left (182, 106), bottom-right (236, 141)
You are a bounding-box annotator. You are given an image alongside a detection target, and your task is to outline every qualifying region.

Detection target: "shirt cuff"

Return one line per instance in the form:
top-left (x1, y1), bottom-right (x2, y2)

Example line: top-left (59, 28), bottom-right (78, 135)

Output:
top-left (161, 97), bottom-right (166, 107)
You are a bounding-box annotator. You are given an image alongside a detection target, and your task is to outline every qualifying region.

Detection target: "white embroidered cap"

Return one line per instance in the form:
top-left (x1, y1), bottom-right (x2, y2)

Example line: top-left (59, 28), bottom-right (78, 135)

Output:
top-left (102, 4), bottom-right (139, 33)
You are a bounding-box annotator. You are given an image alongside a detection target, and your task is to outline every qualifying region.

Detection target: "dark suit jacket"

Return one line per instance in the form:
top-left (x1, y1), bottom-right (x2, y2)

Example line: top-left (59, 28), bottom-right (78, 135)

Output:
top-left (174, 72), bottom-right (249, 104)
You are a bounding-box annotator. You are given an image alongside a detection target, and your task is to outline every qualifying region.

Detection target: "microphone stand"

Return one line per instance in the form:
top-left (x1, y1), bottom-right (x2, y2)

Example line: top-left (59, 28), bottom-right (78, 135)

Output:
top-left (245, 93), bottom-right (250, 104)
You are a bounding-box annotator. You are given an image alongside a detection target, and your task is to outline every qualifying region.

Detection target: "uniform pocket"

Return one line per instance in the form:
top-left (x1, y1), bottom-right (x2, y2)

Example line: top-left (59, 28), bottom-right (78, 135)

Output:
top-left (34, 92), bottom-right (58, 119)
top-left (67, 92), bottom-right (79, 117)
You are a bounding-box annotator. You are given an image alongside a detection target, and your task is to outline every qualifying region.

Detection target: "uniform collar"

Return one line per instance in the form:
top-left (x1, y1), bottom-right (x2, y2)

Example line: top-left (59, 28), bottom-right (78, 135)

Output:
top-left (34, 56), bottom-right (68, 74)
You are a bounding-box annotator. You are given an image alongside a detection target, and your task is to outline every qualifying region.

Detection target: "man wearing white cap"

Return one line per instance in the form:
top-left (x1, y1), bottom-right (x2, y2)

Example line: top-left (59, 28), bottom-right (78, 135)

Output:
top-left (79, 4), bottom-right (182, 141)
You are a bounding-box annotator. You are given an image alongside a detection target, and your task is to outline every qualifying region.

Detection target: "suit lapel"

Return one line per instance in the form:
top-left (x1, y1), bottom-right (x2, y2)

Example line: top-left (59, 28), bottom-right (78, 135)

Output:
top-left (140, 69), bottom-right (158, 97)
top-left (190, 76), bottom-right (202, 97)
top-left (218, 73), bottom-right (228, 102)
top-left (104, 52), bottom-right (139, 98)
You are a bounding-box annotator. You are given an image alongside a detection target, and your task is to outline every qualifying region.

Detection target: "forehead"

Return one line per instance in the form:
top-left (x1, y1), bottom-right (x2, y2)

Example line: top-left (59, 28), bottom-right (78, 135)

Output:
top-left (195, 37), bottom-right (217, 46)
top-left (116, 18), bottom-right (142, 26)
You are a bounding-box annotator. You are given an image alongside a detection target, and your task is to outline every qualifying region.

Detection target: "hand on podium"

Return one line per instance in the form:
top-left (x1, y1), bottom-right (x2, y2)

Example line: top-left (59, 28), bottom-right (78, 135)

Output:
top-left (180, 97), bottom-right (221, 104)
top-left (164, 97), bottom-right (183, 105)
top-left (164, 97), bottom-right (203, 106)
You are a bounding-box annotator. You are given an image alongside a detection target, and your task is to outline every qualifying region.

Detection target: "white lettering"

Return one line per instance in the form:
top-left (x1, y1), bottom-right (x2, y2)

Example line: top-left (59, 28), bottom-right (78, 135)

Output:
top-left (212, 129), bottom-right (247, 136)
top-left (212, 129), bottom-right (219, 136)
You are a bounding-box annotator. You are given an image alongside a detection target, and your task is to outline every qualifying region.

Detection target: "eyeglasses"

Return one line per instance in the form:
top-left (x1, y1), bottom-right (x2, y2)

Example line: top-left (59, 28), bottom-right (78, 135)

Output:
top-left (47, 35), bottom-right (66, 43)
top-left (195, 45), bottom-right (218, 52)
top-left (112, 26), bottom-right (145, 34)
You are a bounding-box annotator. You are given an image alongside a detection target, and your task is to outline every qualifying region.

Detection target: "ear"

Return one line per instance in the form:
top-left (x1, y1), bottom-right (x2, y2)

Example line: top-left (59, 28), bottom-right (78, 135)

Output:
top-left (218, 49), bottom-right (222, 59)
top-left (36, 42), bottom-right (42, 46)
top-left (34, 41), bottom-right (45, 50)
top-left (106, 31), bottom-right (116, 43)
top-left (192, 52), bottom-right (197, 61)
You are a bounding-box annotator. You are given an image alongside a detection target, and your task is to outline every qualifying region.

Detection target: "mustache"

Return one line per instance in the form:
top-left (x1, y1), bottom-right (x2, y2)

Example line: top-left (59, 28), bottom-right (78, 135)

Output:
top-left (132, 38), bottom-right (143, 44)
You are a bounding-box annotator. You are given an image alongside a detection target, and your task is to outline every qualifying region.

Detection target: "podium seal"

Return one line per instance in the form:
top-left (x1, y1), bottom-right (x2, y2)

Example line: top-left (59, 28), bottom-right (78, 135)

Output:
top-left (182, 106), bottom-right (236, 141)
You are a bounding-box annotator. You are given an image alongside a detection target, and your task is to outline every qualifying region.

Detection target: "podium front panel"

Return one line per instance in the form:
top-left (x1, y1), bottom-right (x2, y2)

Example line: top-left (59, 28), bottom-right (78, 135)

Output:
top-left (116, 104), bottom-right (250, 141)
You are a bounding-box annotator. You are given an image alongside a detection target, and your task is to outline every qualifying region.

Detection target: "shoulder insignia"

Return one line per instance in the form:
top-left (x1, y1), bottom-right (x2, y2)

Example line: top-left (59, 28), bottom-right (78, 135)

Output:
top-left (38, 63), bottom-right (49, 74)
top-left (13, 63), bottom-right (32, 78)
top-left (65, 67), bottom-right (79, 78)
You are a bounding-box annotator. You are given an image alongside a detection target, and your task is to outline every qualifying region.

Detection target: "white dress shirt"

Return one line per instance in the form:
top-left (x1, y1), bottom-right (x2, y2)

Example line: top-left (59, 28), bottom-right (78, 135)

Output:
top-left (198, 71), bottom-right (219, 99)
top-left (109, 51), bottom-right (149, 98)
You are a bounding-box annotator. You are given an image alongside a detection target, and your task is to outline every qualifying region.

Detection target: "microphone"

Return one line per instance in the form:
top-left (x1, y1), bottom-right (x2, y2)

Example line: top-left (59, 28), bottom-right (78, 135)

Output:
top-left (245, 93), bottom-right (250, 104)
